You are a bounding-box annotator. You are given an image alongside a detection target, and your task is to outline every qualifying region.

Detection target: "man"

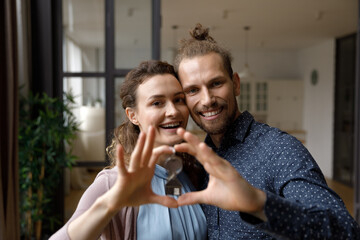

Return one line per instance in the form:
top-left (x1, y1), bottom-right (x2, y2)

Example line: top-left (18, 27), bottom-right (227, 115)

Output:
top-left (173, 23), bottom-right (360, 239)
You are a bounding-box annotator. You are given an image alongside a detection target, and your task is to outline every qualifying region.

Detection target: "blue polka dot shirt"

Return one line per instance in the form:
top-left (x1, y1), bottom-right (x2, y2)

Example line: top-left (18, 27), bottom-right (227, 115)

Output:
top-left (202, 111), bottom-right (360, 239)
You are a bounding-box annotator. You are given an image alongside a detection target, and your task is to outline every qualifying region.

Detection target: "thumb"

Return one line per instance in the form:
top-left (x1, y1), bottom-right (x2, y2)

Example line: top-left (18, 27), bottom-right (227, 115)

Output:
top-left (177, 191), bottom-right (205, 206)
top-left (149, 194), bottom-right (179, 208)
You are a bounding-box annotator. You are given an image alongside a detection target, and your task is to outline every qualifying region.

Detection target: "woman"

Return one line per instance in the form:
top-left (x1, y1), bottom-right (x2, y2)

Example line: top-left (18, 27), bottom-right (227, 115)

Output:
top-left (50, 60), bottom-right (207, 240)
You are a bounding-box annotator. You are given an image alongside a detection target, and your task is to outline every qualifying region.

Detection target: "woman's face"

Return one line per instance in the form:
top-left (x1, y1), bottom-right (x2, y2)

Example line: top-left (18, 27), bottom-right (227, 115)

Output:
top-left (127, 74), bottom-right (189, 147)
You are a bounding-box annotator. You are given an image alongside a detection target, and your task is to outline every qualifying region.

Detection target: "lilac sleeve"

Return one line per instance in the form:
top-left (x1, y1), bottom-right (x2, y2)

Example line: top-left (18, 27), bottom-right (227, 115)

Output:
top-left (49, 169), bottom-right (116, 239)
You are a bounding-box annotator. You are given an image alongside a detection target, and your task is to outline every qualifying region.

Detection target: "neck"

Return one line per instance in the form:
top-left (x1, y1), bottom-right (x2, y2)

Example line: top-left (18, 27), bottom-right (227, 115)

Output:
top-left (210, 133), bottom-right (223, 148)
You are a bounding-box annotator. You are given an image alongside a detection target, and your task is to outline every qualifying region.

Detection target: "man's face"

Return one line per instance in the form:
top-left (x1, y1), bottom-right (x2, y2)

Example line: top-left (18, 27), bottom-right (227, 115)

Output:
top-left (178, 53), bottom-right (240, 135)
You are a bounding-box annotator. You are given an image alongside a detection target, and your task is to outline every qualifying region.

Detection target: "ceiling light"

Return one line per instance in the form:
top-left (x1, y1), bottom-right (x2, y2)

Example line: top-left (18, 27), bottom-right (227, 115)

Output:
top-left (239, 26), bottom-right (255, 79)
top-left (172, 25), bottom-right (178, 48)
top-left (315, 10), bottom-right (323, 21)
top-left (127, 8), bottom-right (134, 17)
top-left (222, 10), bottom-right (229, 19)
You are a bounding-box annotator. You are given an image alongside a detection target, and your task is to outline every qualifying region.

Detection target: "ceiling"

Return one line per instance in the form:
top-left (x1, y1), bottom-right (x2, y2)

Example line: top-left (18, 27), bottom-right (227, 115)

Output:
top-left (162, 0), bottom-right (358, 52)
top-left (63, 0), bottom-right (358, 52)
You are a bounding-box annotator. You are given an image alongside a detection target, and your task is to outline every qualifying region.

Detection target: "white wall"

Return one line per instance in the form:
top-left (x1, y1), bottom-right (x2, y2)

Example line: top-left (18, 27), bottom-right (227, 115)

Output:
top-left (230, 43), bottom-right (335, 179)
top-left (232, 50), bottom-right (301, 79)
top-left (298, 40), bottom-right (335, 179)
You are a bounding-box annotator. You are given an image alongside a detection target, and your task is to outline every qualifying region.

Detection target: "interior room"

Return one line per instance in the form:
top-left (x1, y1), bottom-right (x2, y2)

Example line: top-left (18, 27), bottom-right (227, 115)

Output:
top-left (1, 0), bottom-right (359, 239)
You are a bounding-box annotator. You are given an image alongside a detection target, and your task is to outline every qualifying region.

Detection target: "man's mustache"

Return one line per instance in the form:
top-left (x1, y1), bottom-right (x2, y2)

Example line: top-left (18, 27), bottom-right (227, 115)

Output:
top-left (195, 102), bottom-right (227, 113)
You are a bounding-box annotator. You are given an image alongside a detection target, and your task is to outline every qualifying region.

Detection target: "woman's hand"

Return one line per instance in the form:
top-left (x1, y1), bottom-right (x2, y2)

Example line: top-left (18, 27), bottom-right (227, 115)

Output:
top-left (67, 126), bottom-right (177, 240)
top-left (174, 128), bottom-right (266, 218)
top-left (103, 125), bottom-right (178, 213)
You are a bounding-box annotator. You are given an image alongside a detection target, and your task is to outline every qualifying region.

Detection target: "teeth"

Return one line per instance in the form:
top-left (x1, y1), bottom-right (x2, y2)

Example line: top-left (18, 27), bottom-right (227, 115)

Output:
top-left (202, 109), bottom-right (221, 117)
top-left (161, 122), bottom-right (180, 128)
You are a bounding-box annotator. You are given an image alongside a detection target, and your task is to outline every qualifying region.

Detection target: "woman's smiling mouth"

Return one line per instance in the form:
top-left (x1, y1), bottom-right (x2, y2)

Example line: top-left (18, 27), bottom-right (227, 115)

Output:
top-left (159, 122), bottom-right (182, 129)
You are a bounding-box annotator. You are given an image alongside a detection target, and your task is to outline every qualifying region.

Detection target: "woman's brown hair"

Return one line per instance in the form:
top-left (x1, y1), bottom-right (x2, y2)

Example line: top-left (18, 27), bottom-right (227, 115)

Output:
top-left (106, 60), bottom-right (176, 166)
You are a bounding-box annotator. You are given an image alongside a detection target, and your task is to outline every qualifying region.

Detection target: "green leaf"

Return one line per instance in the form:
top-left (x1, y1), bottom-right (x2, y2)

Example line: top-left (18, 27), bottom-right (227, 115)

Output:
top-left (18, 90), bottom-right (80, 237)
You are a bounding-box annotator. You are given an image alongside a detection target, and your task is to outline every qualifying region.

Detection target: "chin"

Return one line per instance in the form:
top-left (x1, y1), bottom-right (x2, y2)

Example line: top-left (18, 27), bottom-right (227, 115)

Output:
top-left (155, 137), bottom-right (182, 147)
top-left (198, 120), bottom-right (228, 135)
top-left (168, 138), bottom-right (183, 146)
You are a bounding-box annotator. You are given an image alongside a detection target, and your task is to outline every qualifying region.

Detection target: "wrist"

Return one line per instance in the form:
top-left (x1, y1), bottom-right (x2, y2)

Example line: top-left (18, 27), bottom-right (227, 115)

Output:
top-left (96, 193), bottom-right (123, 216)
top-left (249, 189), bottom-right (267, 221)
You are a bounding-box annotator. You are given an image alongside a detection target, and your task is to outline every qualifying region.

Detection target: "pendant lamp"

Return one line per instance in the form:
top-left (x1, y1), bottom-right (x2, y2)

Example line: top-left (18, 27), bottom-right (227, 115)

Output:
top-left (239, 26), bottom-right (255, 78)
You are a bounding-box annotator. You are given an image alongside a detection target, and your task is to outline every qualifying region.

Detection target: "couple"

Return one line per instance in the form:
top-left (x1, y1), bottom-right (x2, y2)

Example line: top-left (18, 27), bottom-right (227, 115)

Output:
top-left (51, 24), bottom-right (360, 239)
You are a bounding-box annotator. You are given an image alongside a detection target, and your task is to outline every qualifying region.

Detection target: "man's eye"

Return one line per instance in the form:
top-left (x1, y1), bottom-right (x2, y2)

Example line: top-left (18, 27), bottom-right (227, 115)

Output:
top-left (212, 81), bottom-right (222, 87)
top-left (187, 88), bottom-right (198, 95)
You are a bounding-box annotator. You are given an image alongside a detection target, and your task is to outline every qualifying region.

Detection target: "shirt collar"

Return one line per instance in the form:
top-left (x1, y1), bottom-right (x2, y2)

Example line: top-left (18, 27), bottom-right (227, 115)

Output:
top-left (204, 111), bottom-right (254, 149)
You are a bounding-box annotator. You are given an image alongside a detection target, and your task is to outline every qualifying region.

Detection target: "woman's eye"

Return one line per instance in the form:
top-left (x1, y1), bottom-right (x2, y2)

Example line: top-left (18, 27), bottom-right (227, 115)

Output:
top-left (152, 101), bottom-right (162, 106)
top-left (174, 97), bottom-right (185, 104)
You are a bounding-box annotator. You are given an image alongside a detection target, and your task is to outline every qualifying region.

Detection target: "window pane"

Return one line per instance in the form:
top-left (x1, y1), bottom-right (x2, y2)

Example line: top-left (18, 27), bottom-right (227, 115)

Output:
top-left (63, 77), bottom-right (106, 162)
top-left (63, 0), bottom-right (105, 72)
top-left (115, 0), bottom-right (151, 69)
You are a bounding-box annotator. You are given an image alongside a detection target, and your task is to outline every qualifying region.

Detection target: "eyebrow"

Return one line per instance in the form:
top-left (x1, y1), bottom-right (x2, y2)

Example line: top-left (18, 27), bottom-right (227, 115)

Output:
top-left (147, 91), bottom-right (184, 100)
top-left (183, 76), bottom-right (226, 90)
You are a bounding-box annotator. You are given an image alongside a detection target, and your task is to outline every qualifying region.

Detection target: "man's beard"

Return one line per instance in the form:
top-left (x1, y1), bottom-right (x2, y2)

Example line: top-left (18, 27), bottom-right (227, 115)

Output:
top-left (192, 99), bottom-right (237, 135)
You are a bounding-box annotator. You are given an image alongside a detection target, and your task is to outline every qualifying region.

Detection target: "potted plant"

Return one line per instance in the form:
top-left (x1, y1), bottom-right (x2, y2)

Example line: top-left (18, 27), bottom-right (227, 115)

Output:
top-left (18, 91), bottom-right (79, 240)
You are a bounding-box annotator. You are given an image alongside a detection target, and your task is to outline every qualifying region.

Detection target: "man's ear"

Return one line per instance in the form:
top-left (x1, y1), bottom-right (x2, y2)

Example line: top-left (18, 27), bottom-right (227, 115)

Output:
top-left (125, 107), bottom-right (138, 125)
top-left (233, 73), bottom-right (240, 96)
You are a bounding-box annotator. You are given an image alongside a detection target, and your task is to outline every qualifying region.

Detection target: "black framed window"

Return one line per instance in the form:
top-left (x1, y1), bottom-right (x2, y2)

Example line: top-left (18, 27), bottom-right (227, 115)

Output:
top-left (59, 0), bottom-right (160, 167)
top-left (56, 0), bottom-right (161, 221)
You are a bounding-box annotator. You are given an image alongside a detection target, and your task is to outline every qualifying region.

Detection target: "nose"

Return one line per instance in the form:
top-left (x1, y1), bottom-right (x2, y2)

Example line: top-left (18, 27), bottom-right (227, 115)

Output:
top-left (200, 88), bottom-right (215, 107)
top-left (165, 102), bottom-right (180, 117)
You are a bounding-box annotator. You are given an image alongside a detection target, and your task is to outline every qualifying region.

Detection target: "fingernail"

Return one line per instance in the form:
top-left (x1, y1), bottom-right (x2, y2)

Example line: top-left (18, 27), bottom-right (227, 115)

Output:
top-left (170, 146), bottom-right (176, 154)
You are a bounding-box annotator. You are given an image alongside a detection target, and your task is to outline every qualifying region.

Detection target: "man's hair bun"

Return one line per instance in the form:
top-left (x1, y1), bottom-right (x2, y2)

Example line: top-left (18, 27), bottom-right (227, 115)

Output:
top-left (174, 23), bottom-right (233, 79)
top-left (190, 23), bottom-right (216, 43)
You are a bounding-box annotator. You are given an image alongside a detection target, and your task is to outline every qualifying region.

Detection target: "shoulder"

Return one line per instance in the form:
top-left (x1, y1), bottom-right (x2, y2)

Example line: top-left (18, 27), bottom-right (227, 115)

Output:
top-left (248, 121), bottom-right (316, 168)
top-left (65, 168), bottom-right (119, 222)
top-left (78, 168), bottom-right (118, 203)
top-left (94, 168), bottom-right (118, 190)
top-left (250, 121), bottom-right (301, 148)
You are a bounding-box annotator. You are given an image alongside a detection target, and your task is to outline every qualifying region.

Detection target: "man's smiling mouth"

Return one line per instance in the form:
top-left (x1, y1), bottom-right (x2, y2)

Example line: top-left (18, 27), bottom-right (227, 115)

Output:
top-left (199, 107), bottom-right (223, 118)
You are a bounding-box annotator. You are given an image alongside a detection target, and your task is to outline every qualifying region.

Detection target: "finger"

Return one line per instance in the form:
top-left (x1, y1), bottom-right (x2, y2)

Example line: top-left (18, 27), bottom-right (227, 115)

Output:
top-left (148, 194), bottom-right (179, 208)
top-left (177, 191), bottom-right (206, 206)
top-left (197, 142), bottom-right (231, 177)
top-left (173, 142), bottom-right (197, 156)
top-left (141, 126), bottom-right (155, 167)
top-left (148, 145), bottom-right (174, 167)
top-left (176, 127), bottom-right (186, 137)
top-left (116, 144), bottom-right (127, 175)
top-left (129, 131), bottom-right (146, 170)
top-left (198, 142), bottom-right (216, 163)
top-left (176, 128), bottom-right (202, 146)
top-left (175, 128), bottom-right (203, 157)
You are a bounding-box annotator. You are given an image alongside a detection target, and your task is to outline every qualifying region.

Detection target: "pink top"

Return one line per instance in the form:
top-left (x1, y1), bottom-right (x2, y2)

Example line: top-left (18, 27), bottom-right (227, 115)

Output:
top-left (50, 166), bottom-right (207, 240)
top-left (50, 168), bottom-right (138, 239)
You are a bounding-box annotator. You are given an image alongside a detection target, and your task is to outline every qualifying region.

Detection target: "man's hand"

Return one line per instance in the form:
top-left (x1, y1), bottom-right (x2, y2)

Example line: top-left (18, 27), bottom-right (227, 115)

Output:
top-left (174, 128), bottom-right (267, 218)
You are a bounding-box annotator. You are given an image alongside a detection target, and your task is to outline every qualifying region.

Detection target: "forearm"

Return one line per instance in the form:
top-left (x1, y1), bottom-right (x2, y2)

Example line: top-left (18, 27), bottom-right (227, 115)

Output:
top-left (244, 191), bottom-right (360, 239)
top-left (68, 194), bottom-right (120, 240)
